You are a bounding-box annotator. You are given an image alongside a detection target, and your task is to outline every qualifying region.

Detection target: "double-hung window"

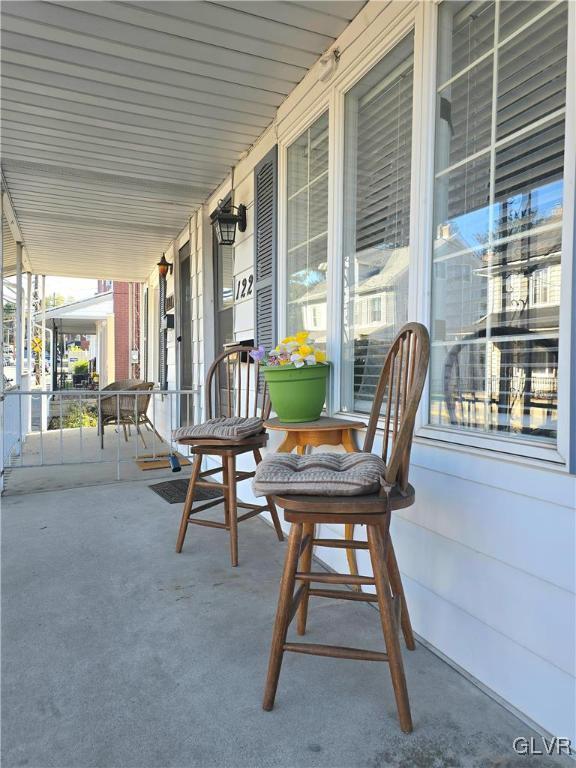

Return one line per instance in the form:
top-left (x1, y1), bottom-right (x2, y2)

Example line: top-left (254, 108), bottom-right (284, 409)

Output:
top-left (286, 112), bottom-right (329, 342)
top-left (429, 0), bottom-right (569, 447)
top-left (341, 34), bottom-right (415, 414)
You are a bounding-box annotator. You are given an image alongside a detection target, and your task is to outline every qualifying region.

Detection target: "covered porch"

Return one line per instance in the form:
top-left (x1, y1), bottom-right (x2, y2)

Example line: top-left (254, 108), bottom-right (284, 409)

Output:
top-left (1, 0), bottom-right (575, 765)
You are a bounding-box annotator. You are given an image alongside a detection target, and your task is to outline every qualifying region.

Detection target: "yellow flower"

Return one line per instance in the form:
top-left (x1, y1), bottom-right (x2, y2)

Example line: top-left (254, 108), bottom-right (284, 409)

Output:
top-left (298, 344), bottom-right (312, 357)
top-left (315, 350), bottom-right (326, 363)
top-left (279, 358), bottom-right (291, 365)
top-left (281, 336), bottom-right (295, 344)
top-left (295, 331), bottom-right (309, 343)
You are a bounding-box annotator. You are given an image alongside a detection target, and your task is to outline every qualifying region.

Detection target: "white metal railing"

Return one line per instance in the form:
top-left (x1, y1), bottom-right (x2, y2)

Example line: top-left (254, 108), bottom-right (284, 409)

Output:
top-left (2, 373), bottom-right (32, 467)
top-left (1, 388), bottom-right (201, 490)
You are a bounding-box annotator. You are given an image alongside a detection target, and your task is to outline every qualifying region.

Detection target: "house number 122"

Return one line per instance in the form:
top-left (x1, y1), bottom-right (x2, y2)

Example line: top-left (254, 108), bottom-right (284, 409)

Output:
top-left (235, 274), bottom-right (253, 301)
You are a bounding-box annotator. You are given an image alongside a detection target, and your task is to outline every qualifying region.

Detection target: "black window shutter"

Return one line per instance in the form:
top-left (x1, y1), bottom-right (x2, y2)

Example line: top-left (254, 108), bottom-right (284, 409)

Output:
top-left (254, 146), bottom-right (277, 351)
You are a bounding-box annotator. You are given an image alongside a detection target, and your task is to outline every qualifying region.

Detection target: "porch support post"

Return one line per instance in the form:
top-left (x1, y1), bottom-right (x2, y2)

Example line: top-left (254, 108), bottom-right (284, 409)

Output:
top-left (41, 276), bottom-right (46, 390)
top-left (0, 191), bottom-right (4, 493)
top-left (15, 241), bottom-right (23, 389)
top-left (40, 275), bottom-right (48, 430)
top-left (0, 190), bottom-right (4, 389)
top-left (25, 271), bottom-right (33, 432)
top-left (52, 320), bottom-right (58, 392)
top-left (26, 271), bottom-right (33, 374)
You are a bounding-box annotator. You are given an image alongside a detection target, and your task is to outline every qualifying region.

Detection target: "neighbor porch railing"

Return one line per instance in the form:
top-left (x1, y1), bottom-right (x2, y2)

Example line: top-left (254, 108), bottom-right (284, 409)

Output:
top-left (1, 388), bottom-right (201, 490)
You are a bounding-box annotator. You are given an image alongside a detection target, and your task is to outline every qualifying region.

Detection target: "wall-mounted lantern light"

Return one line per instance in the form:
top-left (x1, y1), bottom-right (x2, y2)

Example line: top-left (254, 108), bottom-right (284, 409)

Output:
top-left (211, 200), bottom-right (247, 246)
top-left (157, 254), bottom-right (173, 278)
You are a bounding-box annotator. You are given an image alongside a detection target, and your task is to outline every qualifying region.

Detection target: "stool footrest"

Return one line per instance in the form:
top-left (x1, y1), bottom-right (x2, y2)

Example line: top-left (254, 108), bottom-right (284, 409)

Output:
top-left (199, 467), bottom-right (223, 478)
top-left (295, 572), bottom-right (376, 586)
top-left (187, 518), bottom-right (229, 530)
top-left (236, 507), bottom-right (264, 523)
top-left (236, 501), bottom-right (265, 511)
top-left (188, 497), bottom-right (225, 515)
top-left (283, 642), bottom-right (388, 662)
top-left (195, 480), bottom-right (228, 491)
top-left (235, 470), bottom-right (255, 481)
top-left (313, 538), bottom-right (369, 550)
top-left (308, 588), bottom-right (378, 603)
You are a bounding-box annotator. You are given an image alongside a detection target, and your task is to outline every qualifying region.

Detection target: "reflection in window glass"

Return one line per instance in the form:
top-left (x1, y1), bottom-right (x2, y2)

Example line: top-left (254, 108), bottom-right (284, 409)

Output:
top-left (286, 112), bottom-right (329, 342)
top-left (430, 0), bottom-right (567, 444)
top-left (218, 244), bottom-right (234, 311)
top-left (341, 34), bottom-right (414, 414)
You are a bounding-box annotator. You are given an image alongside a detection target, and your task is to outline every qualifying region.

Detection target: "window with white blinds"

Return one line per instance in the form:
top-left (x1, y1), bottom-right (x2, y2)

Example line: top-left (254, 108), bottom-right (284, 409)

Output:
top-left (429, 0), bottom-right (568, 444)
top-left (286, 112), bottom-right (329, 343)
top-left (341, 33), bottom-right (414, 414)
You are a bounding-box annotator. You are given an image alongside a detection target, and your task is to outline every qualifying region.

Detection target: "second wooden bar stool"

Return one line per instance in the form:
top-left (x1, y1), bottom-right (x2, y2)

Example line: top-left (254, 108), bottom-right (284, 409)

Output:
top-left (174, 346), bottom-right (284, 566)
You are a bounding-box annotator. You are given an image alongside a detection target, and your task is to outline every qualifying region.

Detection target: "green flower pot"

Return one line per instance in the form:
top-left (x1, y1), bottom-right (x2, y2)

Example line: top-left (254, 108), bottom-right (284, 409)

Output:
top-left (263, 363), bottom-right (329, 423)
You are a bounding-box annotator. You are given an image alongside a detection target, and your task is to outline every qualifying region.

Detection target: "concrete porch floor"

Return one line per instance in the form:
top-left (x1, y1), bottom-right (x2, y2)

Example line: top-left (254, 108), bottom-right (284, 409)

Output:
top-left (1, 479), bottom-right (571, 768)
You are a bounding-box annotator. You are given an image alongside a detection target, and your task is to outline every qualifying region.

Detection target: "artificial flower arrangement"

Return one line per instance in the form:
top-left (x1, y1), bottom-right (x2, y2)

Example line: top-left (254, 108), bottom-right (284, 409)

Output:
top-left (250, 332), bottom-right (329, 422)
top-left (250, 331), bottom-right (327, 368)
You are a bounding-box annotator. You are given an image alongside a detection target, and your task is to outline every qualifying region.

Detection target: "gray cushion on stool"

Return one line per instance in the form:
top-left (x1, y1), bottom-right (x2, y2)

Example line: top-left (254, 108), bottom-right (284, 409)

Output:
top-left (253, 453), bottom-right (386, 497)
top-left (173, 416), bottom-right (263, 442)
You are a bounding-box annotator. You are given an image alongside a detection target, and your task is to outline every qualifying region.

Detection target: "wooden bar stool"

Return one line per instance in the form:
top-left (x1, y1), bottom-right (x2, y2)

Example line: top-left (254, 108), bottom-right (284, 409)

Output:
top-left (259, 323), bottom-right (430, 732)
top-left (174, 346), bottom-right (284, 566)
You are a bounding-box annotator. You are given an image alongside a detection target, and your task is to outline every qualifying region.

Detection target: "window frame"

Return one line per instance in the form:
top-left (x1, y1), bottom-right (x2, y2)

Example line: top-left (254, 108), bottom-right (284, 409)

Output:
top-left (415, 0), bottom-right (575, 467)
top-left (275, 0), bottom-right (575, 469)
top-left (328, 8), bottom-right (419, 419)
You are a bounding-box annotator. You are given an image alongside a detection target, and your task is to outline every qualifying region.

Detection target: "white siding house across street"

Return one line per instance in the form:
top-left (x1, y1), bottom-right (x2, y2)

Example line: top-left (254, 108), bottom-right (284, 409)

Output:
top-left (1, 0), bottom-right (575, 757)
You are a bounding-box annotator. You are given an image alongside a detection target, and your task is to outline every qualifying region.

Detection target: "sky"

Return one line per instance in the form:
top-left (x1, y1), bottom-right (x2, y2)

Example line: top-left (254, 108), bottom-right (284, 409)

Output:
top-left (44, 277), bottom-right (98, 302)
top-left (3, 275), bottom-right (98, 305)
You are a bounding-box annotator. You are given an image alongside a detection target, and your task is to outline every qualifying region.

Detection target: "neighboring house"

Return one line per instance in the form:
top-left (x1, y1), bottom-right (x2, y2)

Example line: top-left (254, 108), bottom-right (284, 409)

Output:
top-left (42, 292), bottom-right (112, 386)
top-left (97, 280), bottom-right (142, 384)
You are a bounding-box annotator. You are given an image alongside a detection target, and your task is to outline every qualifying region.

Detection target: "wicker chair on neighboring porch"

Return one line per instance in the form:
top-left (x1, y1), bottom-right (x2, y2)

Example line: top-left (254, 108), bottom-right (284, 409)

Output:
top-left (98, 380), bottom-right (159, 449)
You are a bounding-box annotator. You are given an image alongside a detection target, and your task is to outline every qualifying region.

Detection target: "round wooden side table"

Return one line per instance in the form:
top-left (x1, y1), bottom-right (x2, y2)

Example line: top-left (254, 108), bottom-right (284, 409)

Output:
top-left (264, 416), bottom-right (366, 582)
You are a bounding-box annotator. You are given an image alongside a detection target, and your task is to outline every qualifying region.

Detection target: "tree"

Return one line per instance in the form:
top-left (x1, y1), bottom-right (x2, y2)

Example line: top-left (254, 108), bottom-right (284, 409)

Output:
top-left (45, 293), bottom-right (66, 309)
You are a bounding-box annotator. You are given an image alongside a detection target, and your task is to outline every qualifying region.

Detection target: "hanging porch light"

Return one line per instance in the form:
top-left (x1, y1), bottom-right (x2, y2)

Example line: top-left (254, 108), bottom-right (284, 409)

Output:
top-left (157, 254), bottom-right (173, 278)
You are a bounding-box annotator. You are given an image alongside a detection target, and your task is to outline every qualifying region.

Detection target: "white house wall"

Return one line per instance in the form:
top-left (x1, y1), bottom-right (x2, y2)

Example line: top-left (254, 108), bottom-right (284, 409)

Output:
top-left (144, 0), bottom-right (576, 742)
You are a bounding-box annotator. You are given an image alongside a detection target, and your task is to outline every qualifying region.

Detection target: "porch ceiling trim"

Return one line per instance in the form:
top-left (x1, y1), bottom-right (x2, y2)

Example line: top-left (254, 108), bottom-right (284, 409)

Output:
top-left (0, 0), bottom-right (366, 281)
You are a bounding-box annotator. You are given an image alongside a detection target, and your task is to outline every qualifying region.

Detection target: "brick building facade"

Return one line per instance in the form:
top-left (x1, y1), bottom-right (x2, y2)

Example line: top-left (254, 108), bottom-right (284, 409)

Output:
top-left (97, 280), bottom-right (141, 381)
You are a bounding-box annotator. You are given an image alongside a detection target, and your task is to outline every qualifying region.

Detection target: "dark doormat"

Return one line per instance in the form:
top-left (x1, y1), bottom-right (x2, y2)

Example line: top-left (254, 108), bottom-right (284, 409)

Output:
top-left (149, 479), bottom-right (224, 504)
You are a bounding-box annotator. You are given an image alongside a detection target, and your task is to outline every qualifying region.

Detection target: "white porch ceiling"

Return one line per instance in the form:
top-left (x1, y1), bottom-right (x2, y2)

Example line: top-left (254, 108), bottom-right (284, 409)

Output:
top-left (1, 0), bottom-right (366, 281)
